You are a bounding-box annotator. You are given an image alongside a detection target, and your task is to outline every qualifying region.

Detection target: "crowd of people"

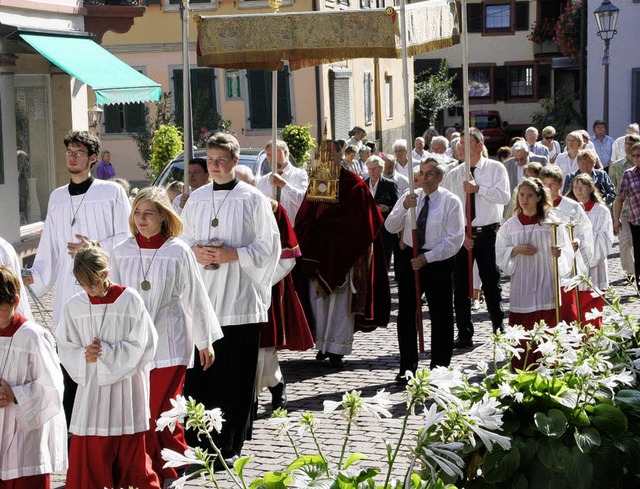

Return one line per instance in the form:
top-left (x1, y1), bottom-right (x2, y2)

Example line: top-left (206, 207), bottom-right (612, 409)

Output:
top-left (0, 118), bottom-right (638, 488)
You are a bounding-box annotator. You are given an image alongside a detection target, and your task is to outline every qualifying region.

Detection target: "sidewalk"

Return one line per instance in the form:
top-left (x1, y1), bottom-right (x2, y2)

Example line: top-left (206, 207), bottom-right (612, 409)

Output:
top-left (43, 239), bottom-right (639, 488)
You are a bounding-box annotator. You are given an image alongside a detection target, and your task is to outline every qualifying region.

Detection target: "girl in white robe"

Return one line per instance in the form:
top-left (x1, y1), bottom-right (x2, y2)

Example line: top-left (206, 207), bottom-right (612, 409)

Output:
top-left (0, 237), bottom-right (33, 320)
top-left (0, 266), bottom-right (67, 489)
top-left (566, 174), bottom-right (614, 328)
top-left (110, 187), bottom-right (222, 486)
top-left (496, 178), bottom-right (572, 369)
top-left (57, 246), bottom-right (160, 489)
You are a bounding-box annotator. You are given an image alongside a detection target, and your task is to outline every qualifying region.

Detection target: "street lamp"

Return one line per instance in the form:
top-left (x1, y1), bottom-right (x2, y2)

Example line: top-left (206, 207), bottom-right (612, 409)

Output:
top-left (593, 0), bottom-right (619, 128)
top-left (88, 105), bottom-right (103, 129)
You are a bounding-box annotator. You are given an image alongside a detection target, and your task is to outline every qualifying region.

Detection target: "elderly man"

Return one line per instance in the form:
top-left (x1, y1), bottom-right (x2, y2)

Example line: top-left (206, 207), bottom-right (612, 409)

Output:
top-left (382, 153), bottom-right (410, 196)
top-left (358, 146), bottom-right (371, 179)
top-left (366, 156), bottom-right (399, 266)
top-left (561, 149), bottom-right (616, 204)
top-left (257, 139), bottom-right (309, 225)
top-left (393, 139), bottom-right (414, 179)
top-left (429, 136), bottom-right (448, 156)
top-left (611, 123), bottom-right (640, 163)
top-left (591, 119), bottom-right (615, 171)
top-left (442, 127), bottom-right (510, 348)
top-left (411, 137), bottom-right (427, 165)
top-left (614, 141), bottom-right (640, 290)
top-left (610, 133), bottom-right (640, 278)
top-left (504, 140), bottom-right (548, 193)
top-left (386, 157), bottom-right (464, 379)
top-left (524, 127), bottom-right (550, 160)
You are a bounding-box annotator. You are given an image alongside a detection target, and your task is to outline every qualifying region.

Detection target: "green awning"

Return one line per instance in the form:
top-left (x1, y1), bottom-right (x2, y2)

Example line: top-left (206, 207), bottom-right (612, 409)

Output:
top-left (19, 33), bottom-right (162, 105)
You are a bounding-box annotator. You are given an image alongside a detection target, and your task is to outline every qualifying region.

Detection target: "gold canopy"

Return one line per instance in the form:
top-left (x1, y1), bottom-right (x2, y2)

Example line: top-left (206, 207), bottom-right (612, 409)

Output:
top-left (196, 0), bottom-right (460, 71)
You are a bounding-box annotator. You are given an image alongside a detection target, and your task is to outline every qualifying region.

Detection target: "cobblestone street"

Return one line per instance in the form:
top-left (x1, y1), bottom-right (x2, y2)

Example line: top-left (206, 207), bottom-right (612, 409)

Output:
top-left (43, 238), bottom-right (640, 488)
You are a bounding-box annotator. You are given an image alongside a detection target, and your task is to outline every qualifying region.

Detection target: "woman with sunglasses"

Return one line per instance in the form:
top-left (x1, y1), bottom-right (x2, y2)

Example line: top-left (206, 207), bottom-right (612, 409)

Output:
top-left (540, 126), bottom-right (561, 164)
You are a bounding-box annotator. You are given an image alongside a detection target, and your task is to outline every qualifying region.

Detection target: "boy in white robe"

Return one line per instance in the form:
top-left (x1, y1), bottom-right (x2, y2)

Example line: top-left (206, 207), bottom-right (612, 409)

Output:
top-left (22, 130), bottom-right (131, 427)
top-left (57, 246), bottom-right (160, 489)
top-left (181, 132), bottom-right (280, 463)
top-left (0, 266), bottom-right (67, 489)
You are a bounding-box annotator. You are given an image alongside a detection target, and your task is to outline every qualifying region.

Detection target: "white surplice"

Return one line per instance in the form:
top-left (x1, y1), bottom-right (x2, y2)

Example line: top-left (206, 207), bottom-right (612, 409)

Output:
top-left (180, 181), bottom-right (281, 326)
top-left (57, 288), bottom-right (157, 436)
top-left (29, 180), bottom-right (131, 327)
top-left (0, 237), bottom-right (33, 320)
top-left (0, 320), bottom-right (67, 480)
top-left (110, 237), bottom-right (223, 368)
top-left (496, 214), bottom-right (573, 314)
top-left (584, 202), bottom-right (614, 291)
top-left (256, 163), bottom-right (309, 225)
top-left (554, 197), bottom-right (594, 274)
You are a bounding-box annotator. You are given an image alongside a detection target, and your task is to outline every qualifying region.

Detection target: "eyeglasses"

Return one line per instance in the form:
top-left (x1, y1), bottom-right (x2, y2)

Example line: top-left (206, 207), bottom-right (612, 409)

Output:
top-left (631, 154), bottom-right (640, 159)
top-left (65, 150), bottom-right (88, 158)
top-left (544, 136), bottom-right (554, 140)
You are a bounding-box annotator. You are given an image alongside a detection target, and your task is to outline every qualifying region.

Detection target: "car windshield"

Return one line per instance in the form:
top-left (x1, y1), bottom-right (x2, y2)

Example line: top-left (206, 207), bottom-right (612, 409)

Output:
top-left (471, 115), bottom-right (501, 130)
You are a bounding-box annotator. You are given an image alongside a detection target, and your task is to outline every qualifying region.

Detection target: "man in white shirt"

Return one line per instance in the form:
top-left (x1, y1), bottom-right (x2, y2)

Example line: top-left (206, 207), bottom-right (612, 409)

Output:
top-left (393, 139), bottom-right (415, 179)
top-left (611, 123), bottom-right (640, 164)
top-left (442, 128), bottom-right (510, 348)
top-left (386, 157), bottom-right (464, 380)
top-left (257, 140), bottom-right (309, 225)
top-left (411, 137), bottom-right (427, 165)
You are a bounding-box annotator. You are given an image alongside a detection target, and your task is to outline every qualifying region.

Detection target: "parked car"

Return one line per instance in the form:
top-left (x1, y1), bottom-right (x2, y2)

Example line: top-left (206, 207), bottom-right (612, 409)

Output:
top-left (152, 147), bottom-right (269, 188)
top-left (469, 110), bottom-right (508, 154)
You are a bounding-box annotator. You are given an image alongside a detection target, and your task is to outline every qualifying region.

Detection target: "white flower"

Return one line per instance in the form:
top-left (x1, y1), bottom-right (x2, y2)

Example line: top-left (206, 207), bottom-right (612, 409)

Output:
top-left (161, 447), bottom-right (205, 468)
top-left (561, 275), bottom-right (583, 291)
top-left (501, 324), bottom-right (530, 343)
top-left (422, 403), bottom-right (446, 431)
top-left (156, 395), bottom-right (188, 433)
top-left (203, 408), bottom-right (225, 434)
top-left (322, 399), bottom-right (342, 413)
top-left (585, 308), bottom-right (604, 322)
top-left (462, 395), bottom-right (511, 451)
top-left (361, 389), bottom-right (393, 421)
top-left (536, 339), bottom-right (558, 357)
top-left (497, 382), bottom-right (513, 399)
top-left (514, 392), bottom-right (524, 403)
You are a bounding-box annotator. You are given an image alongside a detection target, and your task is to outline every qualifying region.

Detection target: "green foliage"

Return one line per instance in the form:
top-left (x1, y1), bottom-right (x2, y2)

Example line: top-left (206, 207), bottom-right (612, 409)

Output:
top-left (131, 92), bottom-right (174, 179)
top-left (147, 124), bottom-right (183, 178)
top-left (531, 88), bottom-right (582, 141)
top-left (281, 124), bottom-right (316, 167)
top-left (414, 60), bottom-right (459, 130)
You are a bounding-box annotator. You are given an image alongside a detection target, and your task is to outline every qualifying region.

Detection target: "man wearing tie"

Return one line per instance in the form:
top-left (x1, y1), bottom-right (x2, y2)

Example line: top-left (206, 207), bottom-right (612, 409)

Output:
top-left (442, 128), bottom-right (510, 348)
top-left (385, 158), bottom-right (464, 381)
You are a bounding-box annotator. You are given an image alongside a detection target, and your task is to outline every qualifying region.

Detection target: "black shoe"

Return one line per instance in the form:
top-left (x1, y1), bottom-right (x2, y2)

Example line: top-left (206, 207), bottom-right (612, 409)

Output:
top-left (395, 373), bottom-right (408, 385)
top-left (316, 351), bottom-right (328, 361)
top-left (492, 323), bottom-right (505, 334)
top-left (453, 338), bottom-right (473, 349)
top-left (269, 382), bottom-right (288, 411)
top-left (327, 353), bottom-right (344, 368)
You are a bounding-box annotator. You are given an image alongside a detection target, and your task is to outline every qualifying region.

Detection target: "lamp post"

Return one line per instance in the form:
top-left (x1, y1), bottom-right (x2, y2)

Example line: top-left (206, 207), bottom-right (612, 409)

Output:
top-left (593, 0), bottom-right (619, 128)
top-left (88, 105), bottom-right (103, 130)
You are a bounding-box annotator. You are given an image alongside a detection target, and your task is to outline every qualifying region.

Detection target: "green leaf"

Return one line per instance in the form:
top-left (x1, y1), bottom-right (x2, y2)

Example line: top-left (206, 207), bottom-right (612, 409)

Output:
top-left (591, 404), bottom-right (628, 435)
top-left (513, 436), bottom-right (537, 465)
top-left (342, 452), bottom-right (367, 469)
top-left (233, 455), bottom-right (251, 477)
top-left (286, 454), bottom-right (328, 472)
top-left (537, 438), bottom-right (569, 472)
top-left (574, 427), bottom-right (601, 454)
top-left (565, 446), bottom-right (593, 489)
top-left (534, 409), bottom-right (567, 438)
top-left (615, 389), bottom-right (640, 415)
top-left (483, 445), bottom-right (521, 483)
top-left (511, 473), bottom-right (528, 489)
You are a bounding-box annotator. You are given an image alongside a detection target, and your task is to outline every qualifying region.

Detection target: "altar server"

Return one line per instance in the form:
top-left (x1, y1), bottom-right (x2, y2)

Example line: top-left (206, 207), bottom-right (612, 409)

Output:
top-left (0, 266), bottom-right (67, 489)
top-left (110, 187), bottom-right (222, 485)
top-left (57, 246), bottom-right (159, 489)
top-left (0, 237), bottom-right (33, 320)
top-left (181, 132), bottom-right (280, 463)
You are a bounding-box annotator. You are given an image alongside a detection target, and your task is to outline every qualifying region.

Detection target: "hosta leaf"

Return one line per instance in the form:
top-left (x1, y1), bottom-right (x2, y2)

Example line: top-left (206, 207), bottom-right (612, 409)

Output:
top-left (537, 438), bottom-right (569, 472)
top-left (574, 427), bottom-right (601, 454)
top-left (343, 452), bottom-right (367, 470)
top-left (534, 409), bottom-right (567, 438)
top-left (483, 445), bottom-right (521, 483)
top-left (286, 454), bottom-right (327, 472)
top-left (591, 404), bottom-right (628, 435)
top-left (233, 455), bottom-right (251, 477)
top-left (615, 389), bottom-right (640, 415)
top-left (565, 446), bottom-right (593, 489)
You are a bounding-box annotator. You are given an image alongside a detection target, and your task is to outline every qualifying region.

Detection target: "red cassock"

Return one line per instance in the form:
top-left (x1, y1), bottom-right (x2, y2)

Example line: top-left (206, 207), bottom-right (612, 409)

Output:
top-left (260, 201), bottom-right (314, 351)
top-left (294, 168), bottom-right (391, 332)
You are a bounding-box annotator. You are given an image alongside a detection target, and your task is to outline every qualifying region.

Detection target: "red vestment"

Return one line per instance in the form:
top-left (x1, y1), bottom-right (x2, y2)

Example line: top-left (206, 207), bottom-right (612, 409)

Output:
top-left (260, 202), bottom-right (314, 351)
top-left (294, 168), bottom-right (391, 332)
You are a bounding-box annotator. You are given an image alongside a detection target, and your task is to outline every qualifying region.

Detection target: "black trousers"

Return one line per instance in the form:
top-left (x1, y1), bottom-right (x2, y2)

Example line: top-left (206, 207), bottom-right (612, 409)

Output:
top-left (629, 222), bottom-right (640, 288)
top-left (396, 245), bottom-right (455, 371)
top-left (183, 323), bottom-right (260, 458)
top-left (453, 225), bottom-right (504, 340)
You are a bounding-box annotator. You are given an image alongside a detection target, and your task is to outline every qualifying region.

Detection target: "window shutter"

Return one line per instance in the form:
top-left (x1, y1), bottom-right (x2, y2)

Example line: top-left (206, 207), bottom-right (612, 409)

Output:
top-left (0, 97), bottom-right (3, 185)
top-left (330, 69), bottom-right (352, 140)
top-left (247, 70), bottom-right (270, 129)
top-left (449, 67), bottom-right (463, 100)
top-left (277, 68), bottom-right (292, 126)
top-left (536, 64), bottom-right (552, 99)
top-left (467, 3), bottom-right (483, 33)
top-left (493, 66), bottom-right (508, 101)
top-left (104, 105), bottom-right (123, 133)
top-left (633, 69), bottom-right (640, 123)
top-left (515, 2), bottom-right (530, 31)
top-left (126, 103), bottom-right (146, 132)
top-left (172, 69), bottom-right (184, 129)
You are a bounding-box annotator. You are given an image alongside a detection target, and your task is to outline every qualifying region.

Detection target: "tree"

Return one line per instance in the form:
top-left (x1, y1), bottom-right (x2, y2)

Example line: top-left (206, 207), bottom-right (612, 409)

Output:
top-left (414, 61), bottom-right (459, 132)
top-left (531, 88), bottom-right (582, 142)
top-left (131, 92), bottom-right (174, 179)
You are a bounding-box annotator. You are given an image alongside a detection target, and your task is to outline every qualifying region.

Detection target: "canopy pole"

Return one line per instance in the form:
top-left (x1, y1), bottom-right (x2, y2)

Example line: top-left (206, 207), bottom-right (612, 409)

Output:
top-left (181, 0), bottom-right (194, 191)
top-left (271, 69), bottom-right (279, 200)
top-left (461, 0), bottom-right (474, 299)
top-left (400, 0), bottom-right (424, 354)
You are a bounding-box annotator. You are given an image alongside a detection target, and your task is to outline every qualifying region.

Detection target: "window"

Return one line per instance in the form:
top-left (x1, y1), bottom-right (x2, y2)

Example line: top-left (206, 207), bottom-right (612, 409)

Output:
top-left (485, 4), bottom-right (511, 30)
top-left (469, 67), bottom-right (492, 98)
top-left (225, 70), bottom-right (242, 99)
top-left (238, 0), bottom-right (293, 8)
top-left (385, 75), bottom-right (393, 119)
top-left (364, 71), bottom-right (373, 125)
top-left (104, 103), bottom-right (146, 134)
top-left (246, 68), bottom-right (292, 129)
top-left (172, 67), bottom-right (218, 134)
top-left (360, 0), bottom-right (377, 7)
top-left (0, 95), bottom-right (3, 185)
top-left (633, 68), bottom-right (640, 124)
top-left (167, 0), bottom-right (215, 6)
top-left (509, 65), bottom-right (533, 97)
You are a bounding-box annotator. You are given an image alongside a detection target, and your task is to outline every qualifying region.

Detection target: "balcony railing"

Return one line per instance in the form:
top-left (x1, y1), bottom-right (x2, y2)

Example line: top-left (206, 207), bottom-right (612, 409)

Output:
top-left (84, 0), bottom-right (140, 6)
